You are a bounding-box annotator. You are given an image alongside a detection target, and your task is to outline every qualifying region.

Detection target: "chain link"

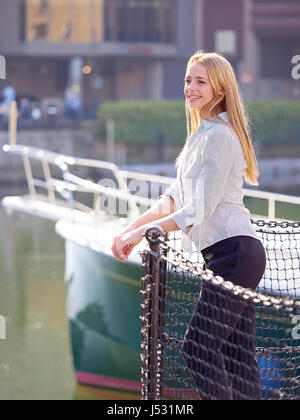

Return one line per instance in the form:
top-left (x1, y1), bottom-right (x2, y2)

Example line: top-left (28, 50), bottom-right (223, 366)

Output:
top-left (140, 232), bottom-right (300, 313)
top-left (251, 219), bottom-right (300, 229)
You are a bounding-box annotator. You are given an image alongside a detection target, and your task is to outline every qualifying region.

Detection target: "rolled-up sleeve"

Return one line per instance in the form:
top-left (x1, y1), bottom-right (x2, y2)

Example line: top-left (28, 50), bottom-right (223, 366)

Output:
top-left (171, 131), bottom-right (235, 231)
top-left (163, 177), bottom-right (182, 211)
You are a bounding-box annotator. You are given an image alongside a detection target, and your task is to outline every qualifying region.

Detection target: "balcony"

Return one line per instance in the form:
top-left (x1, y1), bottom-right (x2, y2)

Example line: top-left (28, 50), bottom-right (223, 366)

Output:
top-left (251, 0), bottom-right (300, 38)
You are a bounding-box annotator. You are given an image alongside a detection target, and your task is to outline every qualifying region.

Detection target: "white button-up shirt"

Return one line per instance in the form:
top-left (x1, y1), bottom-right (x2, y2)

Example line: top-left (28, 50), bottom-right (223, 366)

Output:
top-left (164, 111), bottom-right (259, 255)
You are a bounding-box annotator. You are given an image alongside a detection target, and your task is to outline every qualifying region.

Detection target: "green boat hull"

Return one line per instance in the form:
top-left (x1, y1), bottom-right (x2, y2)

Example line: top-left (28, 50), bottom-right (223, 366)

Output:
top-left (65, 239), bottom-right (142, 393)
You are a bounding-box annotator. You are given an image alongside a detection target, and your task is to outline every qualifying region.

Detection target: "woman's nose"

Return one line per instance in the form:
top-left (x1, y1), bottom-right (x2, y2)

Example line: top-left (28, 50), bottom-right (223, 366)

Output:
top-left (189, 81), bottom-right (199, 91)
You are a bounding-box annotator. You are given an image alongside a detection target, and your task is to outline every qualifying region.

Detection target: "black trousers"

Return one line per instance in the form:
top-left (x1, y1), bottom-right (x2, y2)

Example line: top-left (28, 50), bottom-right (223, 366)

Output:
top-left (182, 235), bottom-right (267, 400)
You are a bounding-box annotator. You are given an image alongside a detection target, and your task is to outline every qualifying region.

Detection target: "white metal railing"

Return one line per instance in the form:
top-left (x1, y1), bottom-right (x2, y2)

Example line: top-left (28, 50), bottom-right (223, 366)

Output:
top-left (1, 144), bottom-right (170, 219)
top-left (2, 143), bottom-right (300, 222)
top-left (241, 188), bottom-right (300, 220)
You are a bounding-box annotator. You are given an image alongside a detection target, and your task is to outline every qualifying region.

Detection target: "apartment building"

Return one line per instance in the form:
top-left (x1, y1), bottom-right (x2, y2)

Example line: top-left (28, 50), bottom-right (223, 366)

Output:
top-left (0, 0), bottom-right (299, 110)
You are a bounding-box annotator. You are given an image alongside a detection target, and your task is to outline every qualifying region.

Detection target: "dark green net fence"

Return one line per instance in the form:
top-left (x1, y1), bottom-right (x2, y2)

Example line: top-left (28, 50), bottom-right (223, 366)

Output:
top-left (140, 220), bottom-right (300, 400)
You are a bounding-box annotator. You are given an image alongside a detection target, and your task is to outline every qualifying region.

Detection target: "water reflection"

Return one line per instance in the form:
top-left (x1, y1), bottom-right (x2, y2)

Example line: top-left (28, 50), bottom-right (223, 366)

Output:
top-left (0, 206), bottom-right (75, 400)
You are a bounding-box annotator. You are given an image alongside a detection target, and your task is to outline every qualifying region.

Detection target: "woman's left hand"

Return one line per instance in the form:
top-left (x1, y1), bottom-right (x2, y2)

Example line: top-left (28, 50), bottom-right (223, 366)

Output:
top-left (111, 229), bottom-right (144, 262)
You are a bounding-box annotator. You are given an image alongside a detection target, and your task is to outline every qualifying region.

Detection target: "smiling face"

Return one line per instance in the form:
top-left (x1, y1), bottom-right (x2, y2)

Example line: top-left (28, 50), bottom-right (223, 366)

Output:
top-left (184, 61), bottom-right (217, 115)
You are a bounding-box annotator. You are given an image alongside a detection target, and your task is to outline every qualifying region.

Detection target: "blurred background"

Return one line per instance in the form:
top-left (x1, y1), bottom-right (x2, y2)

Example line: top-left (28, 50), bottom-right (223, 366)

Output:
top-left (0, 0), bottom-right (299, 181)
top-left (0, 0), bottom-right (299, 400)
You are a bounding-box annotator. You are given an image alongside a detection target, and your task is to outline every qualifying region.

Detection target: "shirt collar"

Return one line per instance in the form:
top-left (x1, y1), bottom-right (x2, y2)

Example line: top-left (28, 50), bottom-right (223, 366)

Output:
top-left (202, 111), bottom-right (230, 131)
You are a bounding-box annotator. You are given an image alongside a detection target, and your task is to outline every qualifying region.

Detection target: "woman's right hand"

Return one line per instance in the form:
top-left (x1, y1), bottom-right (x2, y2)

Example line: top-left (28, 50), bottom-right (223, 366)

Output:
top-left (111, 225), bottom-right (135, 258)
top-left (111, 229), bottom-right (135, 261)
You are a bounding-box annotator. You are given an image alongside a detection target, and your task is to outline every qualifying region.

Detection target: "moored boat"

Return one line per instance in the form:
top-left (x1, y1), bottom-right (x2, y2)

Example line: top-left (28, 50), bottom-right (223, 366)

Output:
top-left (1, 140), bottom-right (300, 398)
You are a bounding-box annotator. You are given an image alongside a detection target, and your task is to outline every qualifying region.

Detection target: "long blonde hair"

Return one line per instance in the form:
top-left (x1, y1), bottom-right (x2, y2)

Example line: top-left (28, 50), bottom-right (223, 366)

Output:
top-left (176, 50), bottom-right (259, 186)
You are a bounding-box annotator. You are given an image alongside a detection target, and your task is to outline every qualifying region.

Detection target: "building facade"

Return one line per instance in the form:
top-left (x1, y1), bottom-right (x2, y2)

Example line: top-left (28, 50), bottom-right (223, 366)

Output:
top-left (0, 0), bottom-right (193, 111)
top-left (244, 0), bottom-right (300, 100)
top-left (0, 0), bottom-right (299, 112)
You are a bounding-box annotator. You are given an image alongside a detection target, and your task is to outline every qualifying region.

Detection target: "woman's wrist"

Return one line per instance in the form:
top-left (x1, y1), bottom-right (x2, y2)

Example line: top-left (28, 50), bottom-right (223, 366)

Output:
top-left (119, 221), bottom-right (139, 236)
top-left (136, 224), bottom-right (159, 238)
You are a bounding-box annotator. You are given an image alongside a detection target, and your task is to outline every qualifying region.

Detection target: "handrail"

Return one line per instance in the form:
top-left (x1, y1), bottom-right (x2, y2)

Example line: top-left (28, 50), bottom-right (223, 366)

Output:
top-left (2, 144), bottom-right (300, 221)
top-left (241, 188), bottom-right (300, 219)
top-left (3, 144), bottom-right (143, 218)
top-left (62, 172), bottom-right (156, 208)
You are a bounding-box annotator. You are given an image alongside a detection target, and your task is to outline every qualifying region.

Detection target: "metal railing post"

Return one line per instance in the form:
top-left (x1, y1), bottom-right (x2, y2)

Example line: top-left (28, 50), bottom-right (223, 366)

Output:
top-left (42, 159), bottom-right (56, 203)
top-left (9, 101), bottom-right (17, 146)
top-left (268, 198), bottom-right (276, 219)
top-left (23, 154), bottom-right (37, 199)
top-left (141, 226), bottom-right (168, 400)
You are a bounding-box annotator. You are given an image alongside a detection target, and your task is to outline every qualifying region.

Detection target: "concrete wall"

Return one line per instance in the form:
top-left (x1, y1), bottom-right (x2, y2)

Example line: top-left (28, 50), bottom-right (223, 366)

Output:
top-left (0, 129), bottom-right (95, 182)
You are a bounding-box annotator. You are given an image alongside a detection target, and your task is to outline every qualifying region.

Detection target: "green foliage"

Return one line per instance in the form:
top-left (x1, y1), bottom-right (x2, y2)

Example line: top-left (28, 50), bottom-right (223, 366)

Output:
top-left (97, 100), bottom-right (186, 145)
top-left (247, 101), bottom-right (300, 144)
top-left (97, 99), bottom-right (300, 146)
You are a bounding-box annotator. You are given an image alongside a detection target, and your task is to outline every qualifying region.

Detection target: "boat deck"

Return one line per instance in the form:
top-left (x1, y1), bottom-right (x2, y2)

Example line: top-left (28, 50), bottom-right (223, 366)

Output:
top-left (1, 195), bottom-right (93, 224)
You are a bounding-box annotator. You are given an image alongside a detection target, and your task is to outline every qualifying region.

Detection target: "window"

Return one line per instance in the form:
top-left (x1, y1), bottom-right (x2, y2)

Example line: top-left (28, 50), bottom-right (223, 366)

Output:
top-left (33, 23), bottom-right (47, 40)
top-left (215, 30), bottom-right (237, 56)
top-left (38, 0), bottom-right (48, 15)
top-left (24, 0), bottom-right (105, 43)
top-left (104, 0), bottom-right (176, 43)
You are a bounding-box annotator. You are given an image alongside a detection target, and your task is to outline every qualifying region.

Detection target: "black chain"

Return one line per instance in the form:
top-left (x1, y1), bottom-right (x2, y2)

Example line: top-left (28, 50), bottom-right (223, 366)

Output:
top-left (251, 219), bottom-right (300, 229)
top-left (142, 226), bottom-right (300, 312)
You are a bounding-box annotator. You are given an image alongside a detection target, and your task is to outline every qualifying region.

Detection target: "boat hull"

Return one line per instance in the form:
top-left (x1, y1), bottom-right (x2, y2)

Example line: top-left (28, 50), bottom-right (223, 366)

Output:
top-left (64, 239), bottom-right (142, 395)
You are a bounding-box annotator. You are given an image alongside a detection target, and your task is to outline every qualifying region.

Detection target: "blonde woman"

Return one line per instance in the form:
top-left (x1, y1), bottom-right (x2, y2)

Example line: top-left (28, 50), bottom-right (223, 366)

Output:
top-left (111, 50), bottom-right (266, 400)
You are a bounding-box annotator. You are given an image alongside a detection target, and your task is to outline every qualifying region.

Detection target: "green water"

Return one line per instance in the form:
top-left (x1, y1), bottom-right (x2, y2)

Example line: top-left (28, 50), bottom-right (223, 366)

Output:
top-left (0, 190), bottom-right (75, 400)
top-left (244, 197), bottom-right (300, 221)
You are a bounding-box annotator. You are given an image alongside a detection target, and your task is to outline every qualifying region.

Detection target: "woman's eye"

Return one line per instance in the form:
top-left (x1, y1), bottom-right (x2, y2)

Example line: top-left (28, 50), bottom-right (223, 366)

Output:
top-left (185, 80), bottom-right (204, 84)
